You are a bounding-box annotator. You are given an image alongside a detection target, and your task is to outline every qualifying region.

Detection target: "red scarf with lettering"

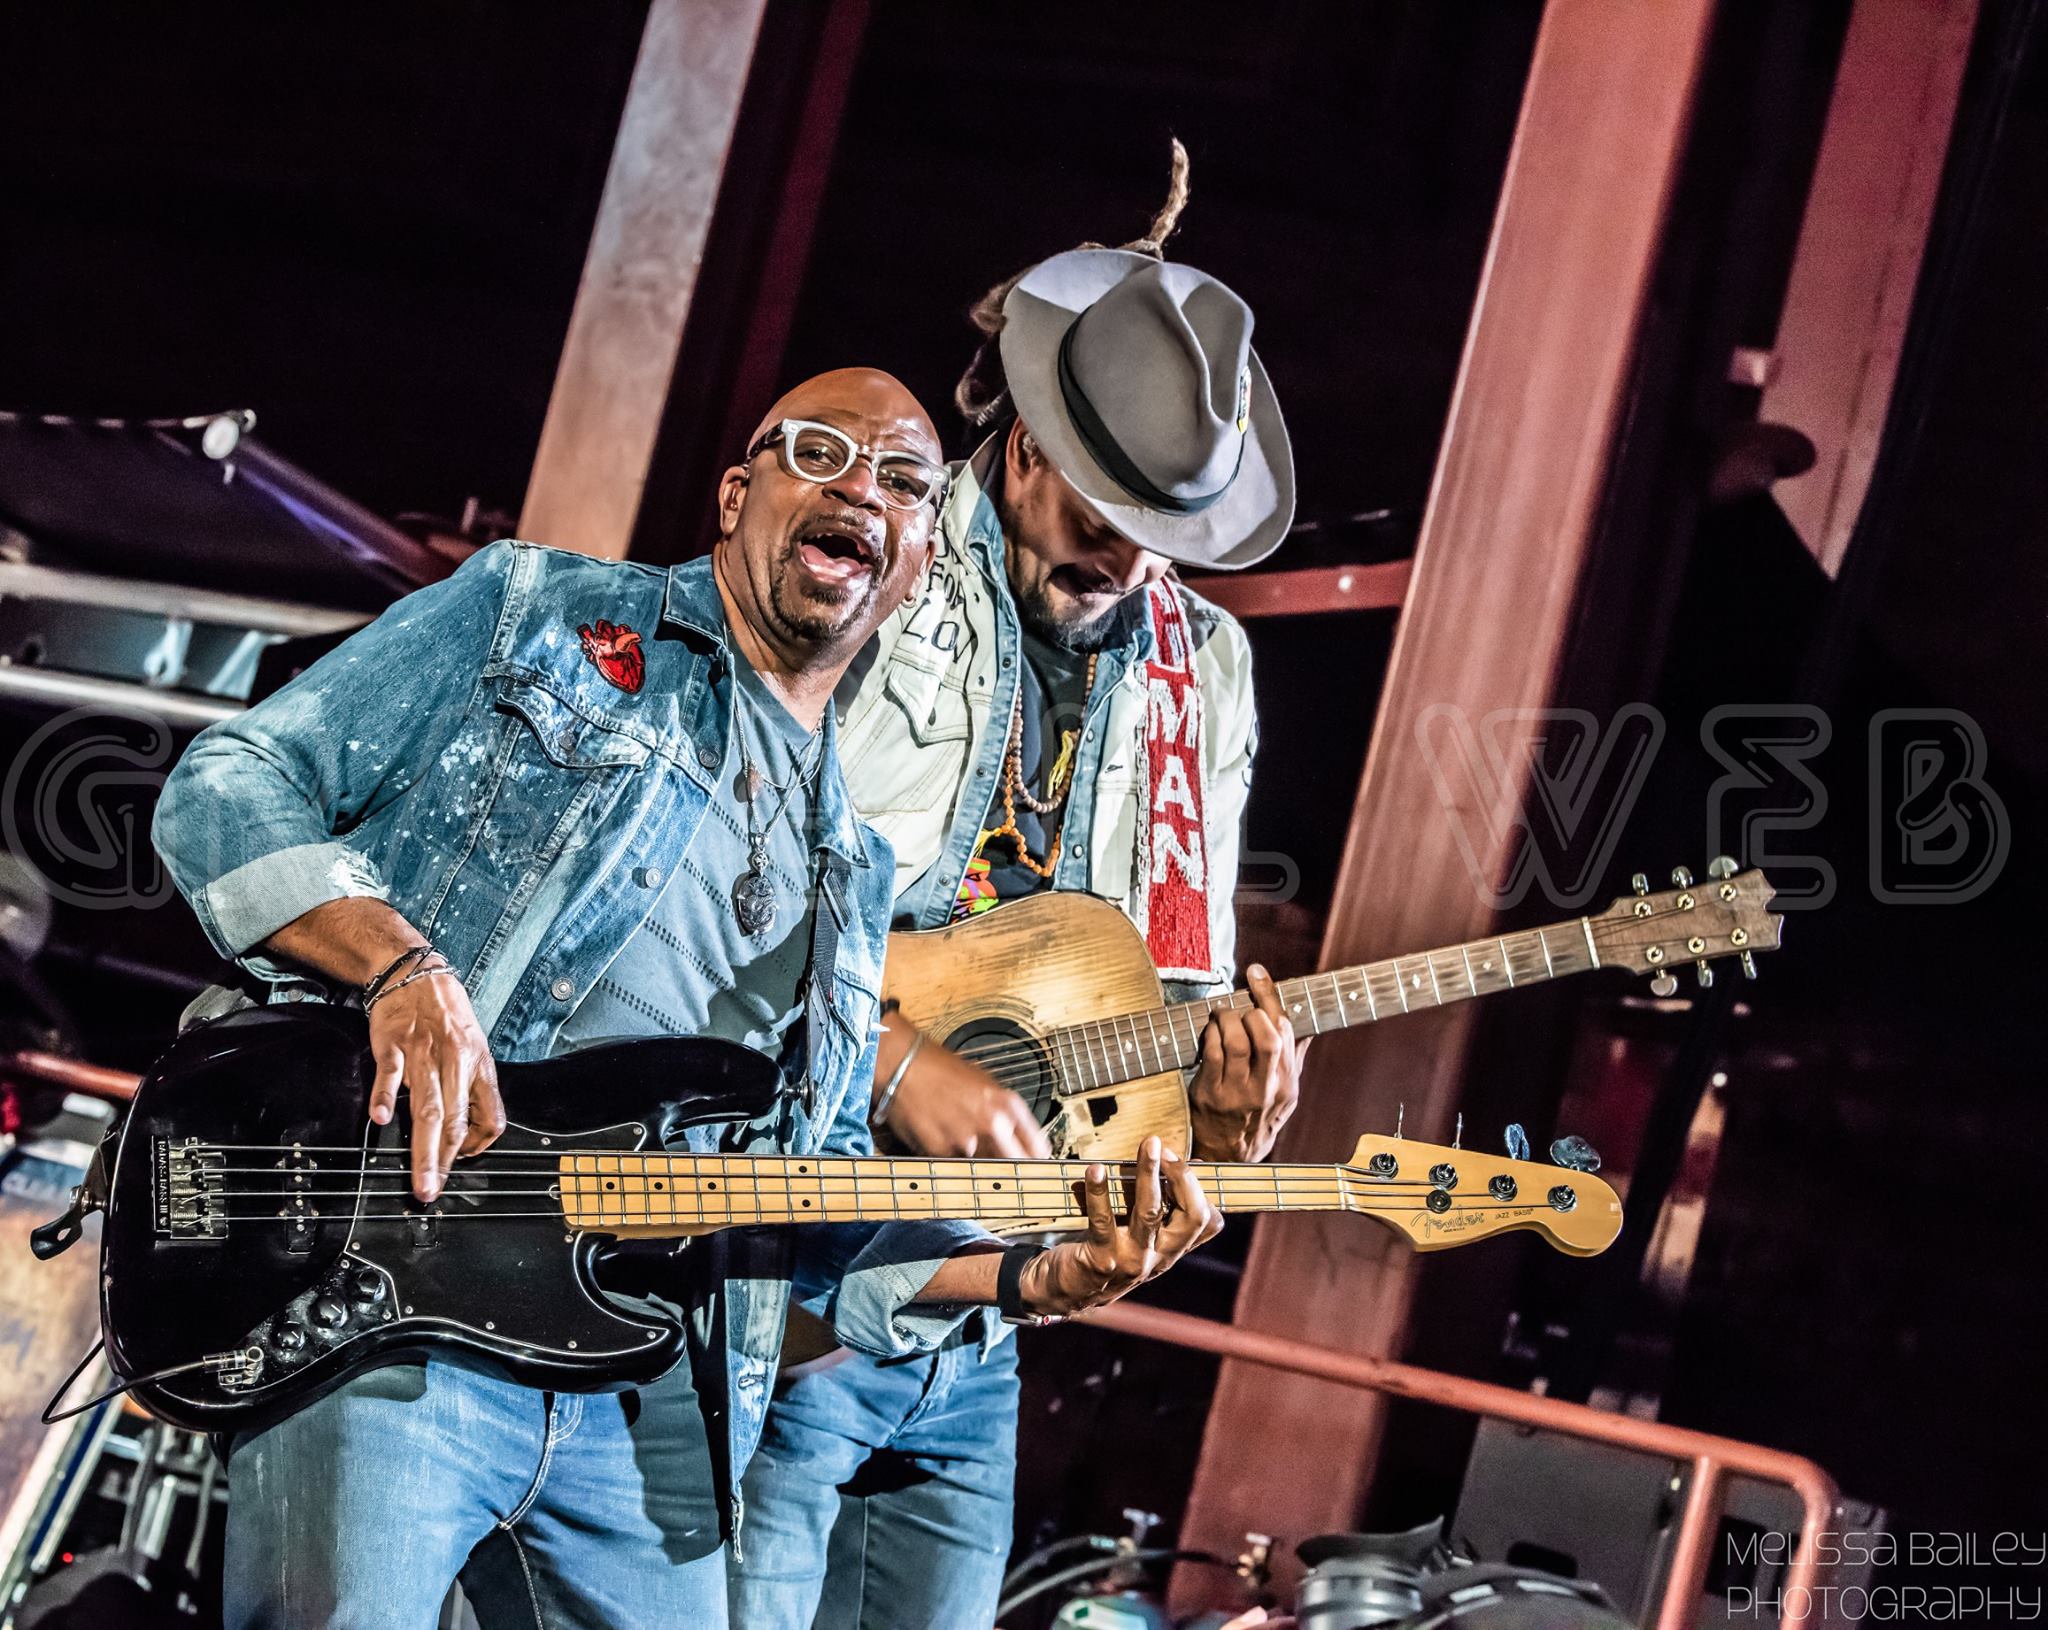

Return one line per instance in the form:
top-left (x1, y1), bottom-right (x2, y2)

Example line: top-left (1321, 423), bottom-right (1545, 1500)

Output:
top-left (1139, 583), bottom-right (1213, 982)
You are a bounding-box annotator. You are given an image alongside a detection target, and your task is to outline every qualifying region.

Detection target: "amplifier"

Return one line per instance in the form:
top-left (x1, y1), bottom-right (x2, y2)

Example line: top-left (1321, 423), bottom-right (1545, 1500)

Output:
top-left (1452, 1419), bottom-right (1885, 1627)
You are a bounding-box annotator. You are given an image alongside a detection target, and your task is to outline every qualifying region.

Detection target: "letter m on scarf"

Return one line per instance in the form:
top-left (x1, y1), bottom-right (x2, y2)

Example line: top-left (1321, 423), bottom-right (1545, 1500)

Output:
top-left (1141, 586), bottom-right (1213, 982)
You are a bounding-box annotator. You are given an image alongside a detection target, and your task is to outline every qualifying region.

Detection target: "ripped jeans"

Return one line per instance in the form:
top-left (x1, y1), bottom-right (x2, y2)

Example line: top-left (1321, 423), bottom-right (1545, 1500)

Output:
top-left (222, 1355), bottom-right (724, 1629)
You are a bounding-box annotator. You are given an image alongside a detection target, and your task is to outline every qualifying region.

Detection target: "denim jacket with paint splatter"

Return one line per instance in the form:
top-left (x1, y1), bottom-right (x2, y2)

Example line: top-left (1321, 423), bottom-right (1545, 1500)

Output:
top-left (152, 538), bottom-right (989, 1544)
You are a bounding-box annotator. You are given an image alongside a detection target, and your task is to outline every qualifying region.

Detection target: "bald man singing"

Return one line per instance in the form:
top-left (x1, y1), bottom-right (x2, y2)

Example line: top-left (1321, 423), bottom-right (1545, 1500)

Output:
top-left (152, 369), bottom-right (1218, 1628)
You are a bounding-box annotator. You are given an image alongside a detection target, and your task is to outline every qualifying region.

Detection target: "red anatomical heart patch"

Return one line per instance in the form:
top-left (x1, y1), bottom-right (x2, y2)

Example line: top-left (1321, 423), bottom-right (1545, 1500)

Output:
top-left (578, 620), bottom-right (645, 694)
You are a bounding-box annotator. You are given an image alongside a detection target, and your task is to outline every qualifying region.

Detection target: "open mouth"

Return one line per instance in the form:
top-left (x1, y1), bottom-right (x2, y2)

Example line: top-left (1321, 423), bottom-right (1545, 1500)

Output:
top-left (795, 521), bottom-right (880, 589)
top-left (1051, 563), bottom-right (1120, 601)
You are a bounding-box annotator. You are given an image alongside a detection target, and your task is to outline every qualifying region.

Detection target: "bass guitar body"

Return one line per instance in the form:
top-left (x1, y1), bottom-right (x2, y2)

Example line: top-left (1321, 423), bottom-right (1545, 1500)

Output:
top-left (99, 1005), bottom-right (775, 1435)
top-left (883, 893), bottom-right (1191, 1160)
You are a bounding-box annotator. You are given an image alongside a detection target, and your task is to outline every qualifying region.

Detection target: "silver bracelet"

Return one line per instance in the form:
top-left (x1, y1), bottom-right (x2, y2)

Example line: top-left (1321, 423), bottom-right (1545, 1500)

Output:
top-left (870, 1032), bottom-right (925, 1128)
top-left (363, 961), bottom-right (457, 1013)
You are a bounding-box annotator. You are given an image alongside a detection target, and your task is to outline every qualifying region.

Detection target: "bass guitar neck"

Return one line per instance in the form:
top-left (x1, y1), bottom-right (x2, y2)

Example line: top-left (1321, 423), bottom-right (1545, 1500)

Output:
top-left (556, 1142), bottom-right (1621, 1257)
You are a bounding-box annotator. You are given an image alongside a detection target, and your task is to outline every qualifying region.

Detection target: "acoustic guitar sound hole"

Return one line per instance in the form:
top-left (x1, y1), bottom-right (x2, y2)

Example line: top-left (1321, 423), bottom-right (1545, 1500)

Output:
top-left (945, 1018), bottom-right (1059, 1127)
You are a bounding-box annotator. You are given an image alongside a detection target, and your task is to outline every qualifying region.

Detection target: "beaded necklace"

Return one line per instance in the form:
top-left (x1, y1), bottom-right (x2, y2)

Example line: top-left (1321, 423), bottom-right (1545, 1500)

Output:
top-left (982, 652), bottom-right (1098, 879)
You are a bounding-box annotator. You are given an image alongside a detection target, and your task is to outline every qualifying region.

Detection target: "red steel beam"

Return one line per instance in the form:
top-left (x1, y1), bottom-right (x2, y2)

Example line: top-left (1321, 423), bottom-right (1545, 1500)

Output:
top-left (519, 0), bottom-right (772, 558)
top-left (3, 1050), bottom-right (138, 1102)
top-left (1086, 1300), bottom-right (1839, 1630)
top-left (1174, 0), bottom-right (1723, 1602)
top-left (1181, 560), bottom-right (1412, 620)
top-left (1761, 0), bottom-right (1978, 576)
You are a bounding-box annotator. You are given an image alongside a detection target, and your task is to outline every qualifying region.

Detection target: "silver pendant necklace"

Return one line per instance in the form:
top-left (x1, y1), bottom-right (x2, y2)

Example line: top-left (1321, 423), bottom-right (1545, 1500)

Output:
top-left (731, 727), bottom-right (825, 939)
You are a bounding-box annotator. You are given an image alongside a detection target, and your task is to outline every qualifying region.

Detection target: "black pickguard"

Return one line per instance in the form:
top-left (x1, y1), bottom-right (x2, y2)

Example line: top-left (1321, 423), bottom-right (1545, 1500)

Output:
top-left (99, 1005), bottom-right (777, 1434)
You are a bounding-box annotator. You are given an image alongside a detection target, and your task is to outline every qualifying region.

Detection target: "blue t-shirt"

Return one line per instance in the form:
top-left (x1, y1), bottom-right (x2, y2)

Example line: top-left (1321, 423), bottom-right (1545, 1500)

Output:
top-left (556, 647), bottom-right (822, 1077)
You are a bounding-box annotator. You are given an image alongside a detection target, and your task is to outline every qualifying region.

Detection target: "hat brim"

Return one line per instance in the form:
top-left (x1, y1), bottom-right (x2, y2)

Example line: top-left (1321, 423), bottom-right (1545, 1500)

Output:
top-left (999, 248), bottom-right (1294, 571)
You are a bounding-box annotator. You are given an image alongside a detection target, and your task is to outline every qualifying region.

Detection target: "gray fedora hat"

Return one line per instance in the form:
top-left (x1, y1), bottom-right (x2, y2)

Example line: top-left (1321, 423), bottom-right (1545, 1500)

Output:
top-left (998, 248), bottom-right (1294, 570)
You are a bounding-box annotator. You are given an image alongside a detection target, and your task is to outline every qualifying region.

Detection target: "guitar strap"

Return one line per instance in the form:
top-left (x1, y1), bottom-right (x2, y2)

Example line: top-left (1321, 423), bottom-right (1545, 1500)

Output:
top-left (1137, 582), bottom-right (1214, 984)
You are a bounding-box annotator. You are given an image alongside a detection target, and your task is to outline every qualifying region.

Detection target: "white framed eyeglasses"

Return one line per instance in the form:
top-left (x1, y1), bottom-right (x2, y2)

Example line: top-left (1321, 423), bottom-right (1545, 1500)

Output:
top-left (746, 419), bottom-right (948, 512)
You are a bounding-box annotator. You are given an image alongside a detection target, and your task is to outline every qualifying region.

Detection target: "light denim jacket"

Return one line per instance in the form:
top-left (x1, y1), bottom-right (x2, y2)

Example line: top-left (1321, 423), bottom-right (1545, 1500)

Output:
top-left (151, 539), bottom-right (990, 1544)
top-left (835, 441), bottom-right (1257, 999)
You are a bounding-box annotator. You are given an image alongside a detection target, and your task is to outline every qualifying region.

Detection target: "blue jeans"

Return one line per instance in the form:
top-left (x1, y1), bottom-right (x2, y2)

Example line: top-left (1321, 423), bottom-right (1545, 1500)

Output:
top-left (728, 1334), bottom-right (1018, 1630)
top-left (223, 1356), bottom-right (726, 1628)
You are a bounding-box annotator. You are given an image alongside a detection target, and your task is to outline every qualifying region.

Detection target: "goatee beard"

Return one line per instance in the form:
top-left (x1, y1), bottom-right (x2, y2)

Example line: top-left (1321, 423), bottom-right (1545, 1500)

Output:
top-left (1015, 574), bottom-right (1124, 653)
top-left (768, 537), bottom-right (875, 643)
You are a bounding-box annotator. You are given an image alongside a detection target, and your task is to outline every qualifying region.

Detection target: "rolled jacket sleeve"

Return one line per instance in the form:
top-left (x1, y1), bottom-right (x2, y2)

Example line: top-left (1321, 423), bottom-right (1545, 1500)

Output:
top-left (152, 543), bottom-right (519, 963)
top-left (796, 1216), bottom-right (998, 1359)
top-left (789, 1017), bottom-right (1000, 1358)
top-left (184, 842), bottom-right (389, 967)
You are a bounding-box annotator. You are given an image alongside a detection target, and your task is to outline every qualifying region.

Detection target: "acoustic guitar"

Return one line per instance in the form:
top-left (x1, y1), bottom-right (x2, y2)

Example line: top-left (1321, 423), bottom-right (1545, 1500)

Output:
top-left (882, 860), bottom-right (1781, 1158)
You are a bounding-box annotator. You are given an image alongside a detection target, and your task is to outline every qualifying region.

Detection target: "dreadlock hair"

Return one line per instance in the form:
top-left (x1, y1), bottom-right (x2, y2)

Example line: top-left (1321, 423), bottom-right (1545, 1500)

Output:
top-left (953, 137), bottom-right (1193, 434)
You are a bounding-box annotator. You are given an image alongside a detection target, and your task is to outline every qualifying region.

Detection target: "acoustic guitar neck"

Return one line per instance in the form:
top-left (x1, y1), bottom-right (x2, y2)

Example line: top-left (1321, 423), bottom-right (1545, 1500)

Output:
top-left (1051, 919), bottom-right (1602, 1092)
top-left (1042, 866), bottom-right (1780, 1095)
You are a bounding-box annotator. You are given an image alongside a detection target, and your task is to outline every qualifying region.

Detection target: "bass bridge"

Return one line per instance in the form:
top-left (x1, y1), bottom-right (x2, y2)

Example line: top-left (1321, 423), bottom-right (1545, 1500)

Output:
top-left (155, 1137), bottom-right (228, 1240)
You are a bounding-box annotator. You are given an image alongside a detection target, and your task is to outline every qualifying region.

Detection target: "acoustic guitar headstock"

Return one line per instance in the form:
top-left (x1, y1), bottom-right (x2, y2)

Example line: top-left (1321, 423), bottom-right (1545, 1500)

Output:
top-left (1588, 858), bottom-right (1781, 996)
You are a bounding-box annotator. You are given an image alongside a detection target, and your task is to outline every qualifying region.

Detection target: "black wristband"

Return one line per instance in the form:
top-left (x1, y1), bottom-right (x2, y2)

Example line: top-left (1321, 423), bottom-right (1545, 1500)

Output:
top-left (996, 1244), bottom-right (1048, 1324)
top-left (362, 943), bottom-right (435, 1006)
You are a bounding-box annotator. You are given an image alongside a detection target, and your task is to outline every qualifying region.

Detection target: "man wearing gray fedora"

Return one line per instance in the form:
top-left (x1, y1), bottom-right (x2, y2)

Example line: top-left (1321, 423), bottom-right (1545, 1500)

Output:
top-left (729, 173), bottom-right (1307, 1630)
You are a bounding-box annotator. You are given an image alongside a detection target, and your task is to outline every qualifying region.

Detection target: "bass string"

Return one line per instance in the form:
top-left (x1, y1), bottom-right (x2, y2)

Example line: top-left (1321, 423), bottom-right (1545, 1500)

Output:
top-left (199, 1198), bottom-right (1566, 1224)
top-left (195, 1180), bottom-right (1554, 1212)
top-left (198, 1163), bottom-right (1474, 1193)
top-left (206, 1179), bottom-right (1428, 1200)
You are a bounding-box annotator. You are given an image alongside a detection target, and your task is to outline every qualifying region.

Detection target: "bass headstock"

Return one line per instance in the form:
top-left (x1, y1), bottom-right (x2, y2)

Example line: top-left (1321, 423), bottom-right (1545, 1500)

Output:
top-left (1343, 1134), bottom-right (1623, 1256)
top-left (1588, 858), bottom-right (1781, 995)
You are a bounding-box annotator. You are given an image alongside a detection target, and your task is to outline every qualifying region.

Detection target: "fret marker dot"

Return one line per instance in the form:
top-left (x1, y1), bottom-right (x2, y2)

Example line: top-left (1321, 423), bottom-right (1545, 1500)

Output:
top-left (707, 1181), bottom-right (718, 1190)
top-left (802, 1200), bottom-right (811, 1208)
top-left (1411, 975), bottom-right (1422, 988)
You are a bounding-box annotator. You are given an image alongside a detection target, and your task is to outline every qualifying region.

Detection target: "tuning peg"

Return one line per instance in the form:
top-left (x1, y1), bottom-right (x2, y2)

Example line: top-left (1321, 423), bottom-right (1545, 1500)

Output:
top-left (1551, 1134), bottom-right (1602, 1173)
top-left (1452, 1113), bottom-right (1464, 1150)
top-left (1504, 1122), bottom-right (1531, 1161)
top-left (1740, 951), bottom-right (1758, 980)
top-left (1395, 1102), bottom-right (1405, 1140)
top-left (1649, 970), bottom-right (1679, 998)
top-left (1706, 855), bottom-right (1738, 880)
top-left (1631, 872), bottom-right (1649, 896)
top-left (1670, 866), bottom-right (1694, 888)
top-left (1695, 960), bottom-right (1714, 988)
